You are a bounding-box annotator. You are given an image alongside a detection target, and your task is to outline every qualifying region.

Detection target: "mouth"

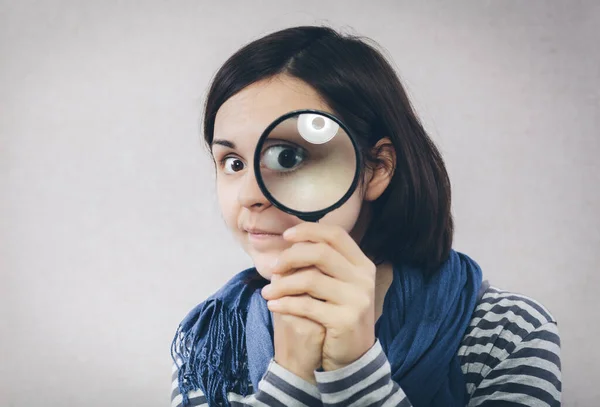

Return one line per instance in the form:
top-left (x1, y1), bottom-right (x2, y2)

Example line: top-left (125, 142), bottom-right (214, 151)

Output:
top-left (242, 225), bottom-right (288, 249)
top-left (244, 228), bottom-right (282, 237)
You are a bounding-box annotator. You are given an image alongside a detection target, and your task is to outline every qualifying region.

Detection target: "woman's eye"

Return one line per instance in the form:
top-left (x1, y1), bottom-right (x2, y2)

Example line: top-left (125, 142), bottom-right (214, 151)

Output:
top-left (222, 157), bottom-right (245, 174)
top-left (262, 145), bottom-right (307, 172)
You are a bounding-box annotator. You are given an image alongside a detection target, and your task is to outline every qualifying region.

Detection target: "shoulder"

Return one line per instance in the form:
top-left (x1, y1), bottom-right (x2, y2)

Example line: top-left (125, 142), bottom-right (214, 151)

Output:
top-left (467, 285), bottom-right (557, 336)
top-left (458, 286), bottom-right (561, 398)
top-left (463, 287), bottom-right (556, 344)
top-left (460, 286), bottom-right (559, 360)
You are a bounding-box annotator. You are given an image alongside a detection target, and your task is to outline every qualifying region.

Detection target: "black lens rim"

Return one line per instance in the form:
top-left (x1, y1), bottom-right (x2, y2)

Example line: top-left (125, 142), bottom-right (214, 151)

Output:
top-left (253, 109), bottom-right (362, 222)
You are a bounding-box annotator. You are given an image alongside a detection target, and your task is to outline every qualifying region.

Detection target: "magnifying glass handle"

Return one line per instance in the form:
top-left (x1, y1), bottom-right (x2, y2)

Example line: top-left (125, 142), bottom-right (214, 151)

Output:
top-left (297, 215), bottom-right (322, 223)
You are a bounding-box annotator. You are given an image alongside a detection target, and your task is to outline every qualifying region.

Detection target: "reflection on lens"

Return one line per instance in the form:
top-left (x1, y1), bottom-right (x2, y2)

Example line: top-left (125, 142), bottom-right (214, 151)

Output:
top-left (258, 112), bottom-right (357, 213)
top-left (297, 113), bottom-right (340, 144)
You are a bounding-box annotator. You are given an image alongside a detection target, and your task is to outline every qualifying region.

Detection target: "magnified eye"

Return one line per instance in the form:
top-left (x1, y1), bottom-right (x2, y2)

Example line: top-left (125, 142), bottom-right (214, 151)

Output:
top-left (222, 157), bottom-right (245, 174)
top-left (262, 145), bottom-right (307, 172)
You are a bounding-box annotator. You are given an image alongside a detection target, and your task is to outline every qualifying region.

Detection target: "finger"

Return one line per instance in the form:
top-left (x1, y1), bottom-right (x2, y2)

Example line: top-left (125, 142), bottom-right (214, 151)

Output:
top-left (283, 223), bottom-right (369, 267)
top-left (270, 267), bottom-right (298, 281)
top-left (262, 267), bottom-right (354, 305)
top-left (271, 242), bottom-right (356, 283)
top-left (267, 294), bottom-right (343, 328)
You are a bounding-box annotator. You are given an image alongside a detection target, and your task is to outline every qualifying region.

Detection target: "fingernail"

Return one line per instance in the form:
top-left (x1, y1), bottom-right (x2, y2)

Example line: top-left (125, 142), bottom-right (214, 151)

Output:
top-left (261, 284), bottom-right (272, 296)
top-left (271, 257), bottom-right (279, 269)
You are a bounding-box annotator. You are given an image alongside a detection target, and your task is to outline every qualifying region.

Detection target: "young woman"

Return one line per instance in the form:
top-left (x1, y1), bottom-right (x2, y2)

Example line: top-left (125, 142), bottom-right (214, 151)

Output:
top-left (171, 26), bottom-right (561, 407)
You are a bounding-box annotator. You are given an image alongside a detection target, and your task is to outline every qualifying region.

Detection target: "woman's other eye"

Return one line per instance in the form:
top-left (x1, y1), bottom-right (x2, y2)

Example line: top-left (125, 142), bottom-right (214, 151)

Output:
top-left (262, 145), bottom-right (307, 172)
top-left (221, 157), bottom-right (245, 174)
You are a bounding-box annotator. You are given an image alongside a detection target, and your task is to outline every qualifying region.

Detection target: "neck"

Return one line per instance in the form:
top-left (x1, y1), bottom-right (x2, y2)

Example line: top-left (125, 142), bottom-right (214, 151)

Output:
top-left (349, 202), bottom-right (393, 322)
top-left (374, 261), bottom-right (394, 322)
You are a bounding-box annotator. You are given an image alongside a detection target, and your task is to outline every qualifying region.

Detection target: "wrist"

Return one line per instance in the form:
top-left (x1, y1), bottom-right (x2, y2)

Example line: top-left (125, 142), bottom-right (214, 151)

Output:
top-left (322, 337), bottom-right (377, 372)
top-left (274, 357), bottom-right (318, 385)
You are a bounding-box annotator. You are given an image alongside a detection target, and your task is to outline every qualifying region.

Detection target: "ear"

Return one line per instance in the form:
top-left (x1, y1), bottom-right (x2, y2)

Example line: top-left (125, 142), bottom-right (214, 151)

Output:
top-left (364, 138), bottom-right (396, 202)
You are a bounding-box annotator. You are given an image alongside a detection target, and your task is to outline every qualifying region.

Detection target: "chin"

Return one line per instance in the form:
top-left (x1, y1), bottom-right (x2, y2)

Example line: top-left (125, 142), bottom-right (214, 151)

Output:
top-left (246, 250), bottom-right (276, 281)
top-left (253, 255), bottom-right (275, 280)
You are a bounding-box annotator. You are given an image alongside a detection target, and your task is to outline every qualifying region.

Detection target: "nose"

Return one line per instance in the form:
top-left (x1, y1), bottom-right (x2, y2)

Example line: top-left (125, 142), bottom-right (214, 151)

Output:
top-left (237, 168), bottom-right (270, 210)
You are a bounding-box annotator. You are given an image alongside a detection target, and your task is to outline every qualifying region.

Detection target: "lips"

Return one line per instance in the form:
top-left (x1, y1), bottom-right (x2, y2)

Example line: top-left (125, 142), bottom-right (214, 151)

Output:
top-left (244, 228), bottom-right (281, 235)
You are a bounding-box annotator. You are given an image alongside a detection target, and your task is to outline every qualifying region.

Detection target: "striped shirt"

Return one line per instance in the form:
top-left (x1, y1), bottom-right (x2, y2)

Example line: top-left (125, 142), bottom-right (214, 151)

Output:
top-left (171, 286), bottom-right (561, 406)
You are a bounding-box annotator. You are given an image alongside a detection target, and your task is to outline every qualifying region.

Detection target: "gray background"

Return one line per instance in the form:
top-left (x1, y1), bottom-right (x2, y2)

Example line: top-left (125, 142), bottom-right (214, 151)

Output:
top-left (1, 1), bottom-right (598, 406)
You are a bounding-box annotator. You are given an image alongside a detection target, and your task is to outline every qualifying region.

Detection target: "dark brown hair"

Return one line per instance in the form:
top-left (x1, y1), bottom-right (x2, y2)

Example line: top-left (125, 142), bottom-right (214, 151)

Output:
top-left (203, 26), bottom-right (453, 276)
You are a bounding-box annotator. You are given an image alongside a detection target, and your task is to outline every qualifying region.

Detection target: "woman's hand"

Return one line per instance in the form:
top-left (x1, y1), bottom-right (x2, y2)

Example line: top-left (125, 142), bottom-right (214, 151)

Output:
top-left (261, 223), bottom-right (377, 371)
top-left (269, 273), bottom-right (325, 385)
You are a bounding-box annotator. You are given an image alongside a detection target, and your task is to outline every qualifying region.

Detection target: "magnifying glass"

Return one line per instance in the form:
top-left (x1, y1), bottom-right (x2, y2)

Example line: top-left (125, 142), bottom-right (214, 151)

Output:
top-left (253, 109), bottom-right (361, 222)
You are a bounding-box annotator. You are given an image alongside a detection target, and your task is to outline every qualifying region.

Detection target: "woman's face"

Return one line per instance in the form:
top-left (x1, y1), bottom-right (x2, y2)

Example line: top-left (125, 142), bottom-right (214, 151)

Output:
top-left (212, 75), bottom-right (368, 279)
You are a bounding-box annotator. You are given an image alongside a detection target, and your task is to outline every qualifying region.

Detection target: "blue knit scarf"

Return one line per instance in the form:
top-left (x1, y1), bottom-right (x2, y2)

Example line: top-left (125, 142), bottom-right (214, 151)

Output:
top-left (171, 250), bottom-right (482, 407)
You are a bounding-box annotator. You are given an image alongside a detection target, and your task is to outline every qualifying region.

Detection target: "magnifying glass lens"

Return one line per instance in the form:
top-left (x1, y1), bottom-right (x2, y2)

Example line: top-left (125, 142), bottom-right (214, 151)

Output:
top-left (258, 112), bottom-right (358, 214)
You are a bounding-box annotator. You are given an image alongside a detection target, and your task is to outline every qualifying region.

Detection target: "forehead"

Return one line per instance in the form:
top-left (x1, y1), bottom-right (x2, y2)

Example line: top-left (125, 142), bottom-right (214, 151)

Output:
top-left (213, 75), bottom-right (333, 149)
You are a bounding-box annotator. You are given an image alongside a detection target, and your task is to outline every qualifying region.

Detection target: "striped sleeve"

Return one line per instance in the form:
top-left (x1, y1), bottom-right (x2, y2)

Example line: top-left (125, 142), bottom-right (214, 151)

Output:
top-left (467, 321), bottom-right (561, 407)
top-left (314, 339), bottom-right (411, 407)
top-left (170, 359), bottom-right (323, 407)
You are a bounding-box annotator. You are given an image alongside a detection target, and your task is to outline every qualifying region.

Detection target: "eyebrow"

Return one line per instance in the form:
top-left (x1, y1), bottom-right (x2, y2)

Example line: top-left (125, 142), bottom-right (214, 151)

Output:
top-left (212, 139), bottom-right (236, 149)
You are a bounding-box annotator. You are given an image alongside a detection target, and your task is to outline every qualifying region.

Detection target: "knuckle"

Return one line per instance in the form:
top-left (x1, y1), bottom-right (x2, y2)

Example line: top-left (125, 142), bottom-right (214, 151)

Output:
top-left (360, 294), bottom-right (372, 311)
top-left (340, 311), bottom-right (357, 329)
top-left (362, 271), bottom-right (376, 287)
top-left (299, 298), bottom-right (312, 315)
top-left (304, 280), bottom-right (317, 297)
top-left (365, 263), bottom-right (377, 277)
top-left (282, 251), bottom-right (295, 266)
top-left (355, 270), bottom-right (374, 289)
top-left (296, 320), bottom-right (317, 336)
top-left (299, 241), bottom-right (312, 251)
top-left (315, 243), bottom-right (328, 259)
top-left (279, 313), bottom-right (294, 323)
top-left (351, 289), bottom-right (372, 312)
top-left (307, 267), bottom-right (321, 281)
top-left (333, 225), bottom-right (346, 238)
top-left (296, 271), bottom-right (314, 290)
top-left (332, 226), bottom-right (345, 241)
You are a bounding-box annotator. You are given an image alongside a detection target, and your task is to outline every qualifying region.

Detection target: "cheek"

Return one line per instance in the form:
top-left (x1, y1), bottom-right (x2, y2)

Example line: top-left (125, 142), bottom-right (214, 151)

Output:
top-left (319, 190), bottom-right (363, 232)
top-left (216, 180), bottom-right (239, 226)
